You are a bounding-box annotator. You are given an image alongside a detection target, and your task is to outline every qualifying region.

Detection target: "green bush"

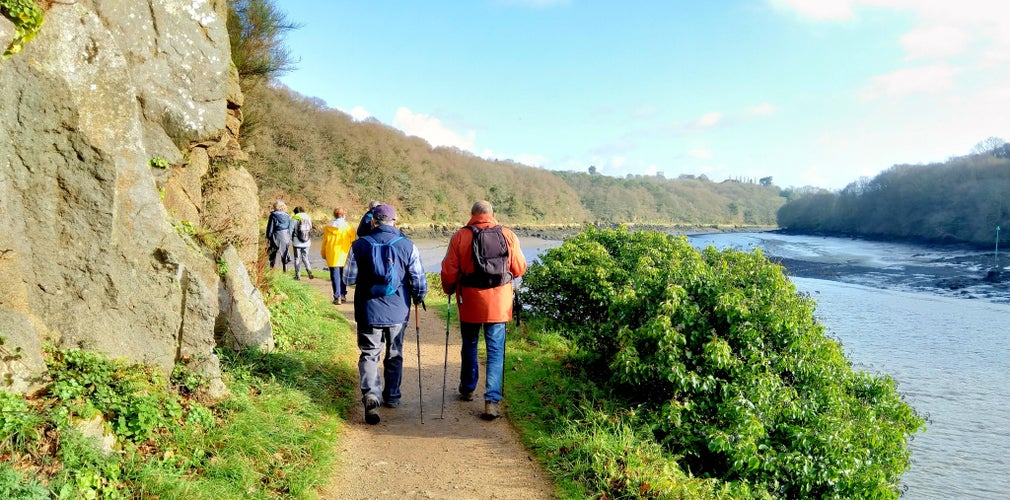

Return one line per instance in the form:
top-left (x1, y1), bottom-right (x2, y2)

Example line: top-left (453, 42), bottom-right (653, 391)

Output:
top-left (522, 226), bottom-right (924, 498)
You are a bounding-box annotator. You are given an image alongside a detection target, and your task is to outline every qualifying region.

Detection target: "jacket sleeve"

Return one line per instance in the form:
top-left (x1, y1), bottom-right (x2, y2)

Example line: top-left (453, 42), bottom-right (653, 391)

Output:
top-left (507, 229), bottom-right (527, 279)
top-left (440, 231), bottom-right (462, 295)
top-left (344, 247), bottom-right (359, 285)
top-left (406, 244), bottom-right (428, 301)
top-left (265, 213), bottom-right (274, 239)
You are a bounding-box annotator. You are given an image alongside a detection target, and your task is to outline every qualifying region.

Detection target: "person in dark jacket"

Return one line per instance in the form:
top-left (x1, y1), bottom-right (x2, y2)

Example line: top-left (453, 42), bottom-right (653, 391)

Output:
top-left (265, 200), bottom-right (292, 270)
top-left (356, 199), bottom-right (382, 237)
top-left (344, 204), bottom-right (427, 424)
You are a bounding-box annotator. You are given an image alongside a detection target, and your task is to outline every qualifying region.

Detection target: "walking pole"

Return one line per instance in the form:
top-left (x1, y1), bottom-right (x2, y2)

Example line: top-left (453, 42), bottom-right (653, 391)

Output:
top-left (414, 304), bottom-right (424, 424)
top-left (440, 294), bottom-right (451, 419)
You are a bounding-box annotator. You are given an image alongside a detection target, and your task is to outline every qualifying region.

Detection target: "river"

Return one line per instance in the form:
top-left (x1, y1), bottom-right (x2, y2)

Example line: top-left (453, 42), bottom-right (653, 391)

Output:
top-left (316, 232), bottom-right (1010, 498)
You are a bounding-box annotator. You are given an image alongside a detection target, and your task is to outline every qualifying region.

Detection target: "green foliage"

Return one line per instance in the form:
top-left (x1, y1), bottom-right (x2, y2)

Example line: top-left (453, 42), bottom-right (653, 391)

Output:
top-left (0, 0), bottom-right (45, 57)
top-left (217, 257), bottom-right (229, 277)
top-left (47, 348), bottom-right (184, 442)
top-left (0, 273), bottom-right (358, 497)
top-left (0, 463), bottom-right (48, 499)
top-left (148, 156), bottom-right (170, 169)
top-left (778, 156), bottom-right (1010, 246)
top-left (505, 322), bottom-right (756, 498)
top-left (522, 227), bottom-right (925, 498)
top-left (0, 390), bottom-right (44, 449)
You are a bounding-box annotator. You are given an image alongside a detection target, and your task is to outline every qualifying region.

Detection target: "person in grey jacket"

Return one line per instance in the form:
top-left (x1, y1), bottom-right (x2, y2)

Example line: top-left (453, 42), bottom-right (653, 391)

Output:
top-left (291, 206), bottom-right (315, 280)
top-left (266, 200), bottom-right (292, 270)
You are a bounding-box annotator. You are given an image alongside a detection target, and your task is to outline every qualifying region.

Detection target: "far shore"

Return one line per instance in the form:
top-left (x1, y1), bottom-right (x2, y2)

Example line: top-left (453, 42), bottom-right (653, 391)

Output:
top-left (397, 222), bottom-right (779, 241)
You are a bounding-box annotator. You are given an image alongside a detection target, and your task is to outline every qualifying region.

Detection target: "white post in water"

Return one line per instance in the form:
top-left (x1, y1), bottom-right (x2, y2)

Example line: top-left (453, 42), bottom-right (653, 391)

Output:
top-left (996, 226), bottom-right (1001, 270)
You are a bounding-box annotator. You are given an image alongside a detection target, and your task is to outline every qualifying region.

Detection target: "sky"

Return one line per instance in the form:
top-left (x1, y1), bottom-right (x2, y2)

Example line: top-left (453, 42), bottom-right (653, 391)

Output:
top-left (276, 0), bottom-right (1010, 190)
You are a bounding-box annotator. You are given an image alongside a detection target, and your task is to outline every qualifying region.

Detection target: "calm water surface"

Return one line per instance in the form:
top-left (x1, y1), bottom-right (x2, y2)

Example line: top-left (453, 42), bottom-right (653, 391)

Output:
top-left (695, 233), bottom-right (1010, 500)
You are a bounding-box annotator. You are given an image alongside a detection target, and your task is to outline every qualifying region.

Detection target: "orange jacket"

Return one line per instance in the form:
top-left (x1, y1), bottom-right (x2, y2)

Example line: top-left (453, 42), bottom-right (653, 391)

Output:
top-left (441, 214), bottom-right (527, 323)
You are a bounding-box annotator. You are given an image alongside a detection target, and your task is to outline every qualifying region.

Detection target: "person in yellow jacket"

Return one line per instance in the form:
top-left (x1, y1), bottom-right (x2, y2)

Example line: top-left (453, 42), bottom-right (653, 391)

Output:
top-left (320, 207), bottom-right (355, 304)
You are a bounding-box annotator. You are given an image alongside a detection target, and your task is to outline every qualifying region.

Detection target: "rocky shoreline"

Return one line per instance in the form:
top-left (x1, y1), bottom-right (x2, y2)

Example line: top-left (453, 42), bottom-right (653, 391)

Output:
top-left (397, 222), bottom-right (778, 241)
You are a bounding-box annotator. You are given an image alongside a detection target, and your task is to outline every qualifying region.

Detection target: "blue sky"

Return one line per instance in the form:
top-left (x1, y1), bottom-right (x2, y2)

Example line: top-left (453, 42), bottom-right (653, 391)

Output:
top-left (276, 1), bottom-right (1010, 190)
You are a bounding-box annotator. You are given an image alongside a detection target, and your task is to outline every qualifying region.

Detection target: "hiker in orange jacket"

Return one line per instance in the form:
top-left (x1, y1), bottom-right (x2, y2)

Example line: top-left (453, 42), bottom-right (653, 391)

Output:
top-left (441, 200), bottom-right (527, 420)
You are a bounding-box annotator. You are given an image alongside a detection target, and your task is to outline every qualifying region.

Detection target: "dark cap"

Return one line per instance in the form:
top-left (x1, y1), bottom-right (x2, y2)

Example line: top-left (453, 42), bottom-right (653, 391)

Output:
top-left (372, 204), bottom-right (396, 222)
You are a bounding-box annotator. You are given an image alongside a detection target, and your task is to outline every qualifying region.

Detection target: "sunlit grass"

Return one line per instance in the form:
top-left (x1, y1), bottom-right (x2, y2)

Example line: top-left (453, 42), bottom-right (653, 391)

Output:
top-left (0, 271), bottom-right (360, 498)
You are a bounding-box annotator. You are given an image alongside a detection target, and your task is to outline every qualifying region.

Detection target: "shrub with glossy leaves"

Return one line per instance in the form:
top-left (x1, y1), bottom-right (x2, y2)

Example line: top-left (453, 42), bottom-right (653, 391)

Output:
top-left (523, 226), bottom-right (924, 498)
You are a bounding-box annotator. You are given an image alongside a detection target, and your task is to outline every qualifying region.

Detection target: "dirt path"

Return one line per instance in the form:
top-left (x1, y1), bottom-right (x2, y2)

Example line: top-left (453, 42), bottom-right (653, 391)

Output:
top-left (305, 277), bottom-right (554, 499)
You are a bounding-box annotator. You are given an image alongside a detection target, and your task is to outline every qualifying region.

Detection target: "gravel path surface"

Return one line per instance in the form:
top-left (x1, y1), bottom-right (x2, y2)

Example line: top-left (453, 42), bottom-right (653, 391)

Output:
top-left (304, 278), bottom-right (554, 499)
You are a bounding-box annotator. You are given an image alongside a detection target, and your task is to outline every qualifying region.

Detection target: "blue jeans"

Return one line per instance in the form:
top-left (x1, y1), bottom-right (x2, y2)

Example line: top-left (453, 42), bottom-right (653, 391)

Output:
top-left (459, 322), bottom-right (506, 403)
top-left (357, 323), bottom-right (405, 405)
top-left (329, 266), bottom-right (346, 300)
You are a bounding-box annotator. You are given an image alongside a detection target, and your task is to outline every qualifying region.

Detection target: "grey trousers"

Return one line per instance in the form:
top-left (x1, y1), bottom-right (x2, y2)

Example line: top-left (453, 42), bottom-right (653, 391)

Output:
top-left (357, 323), bottom-right (406, 405)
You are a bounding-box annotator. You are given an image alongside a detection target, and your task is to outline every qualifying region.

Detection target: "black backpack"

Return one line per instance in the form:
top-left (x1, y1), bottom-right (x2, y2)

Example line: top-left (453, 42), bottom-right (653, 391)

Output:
top-left (460, 225), bottom-right (512, 289)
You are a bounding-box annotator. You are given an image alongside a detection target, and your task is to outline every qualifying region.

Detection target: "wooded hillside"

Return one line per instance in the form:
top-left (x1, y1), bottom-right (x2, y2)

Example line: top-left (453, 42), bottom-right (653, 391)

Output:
top-left (777, 154), bottom-right (1010, 247)
top-left (242, 84), bottom-right (785, 227)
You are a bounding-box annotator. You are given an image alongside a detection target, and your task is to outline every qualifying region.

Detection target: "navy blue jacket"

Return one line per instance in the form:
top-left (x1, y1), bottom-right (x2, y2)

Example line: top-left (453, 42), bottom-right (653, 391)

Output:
top-left (344, 225), bottom-right (428, 327)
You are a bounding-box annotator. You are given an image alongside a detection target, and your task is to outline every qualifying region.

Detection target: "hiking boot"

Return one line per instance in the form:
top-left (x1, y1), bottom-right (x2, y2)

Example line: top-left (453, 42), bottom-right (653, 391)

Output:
top-left (332, 298), bottom-right (340, 305)
top-left (364, 396), bottom-right (381, 425)
top-left (383, 399), bottom-right (400, 409)
top-left (481, 401), bottom-right (501, 420)
top-left (308, 271), bottom-right (315, 280)
top-left (293, 275), bottom-right (300, 280)
top-left (341, 295), bottom-right (348, 304)
top-left (458, 385), bottom-right (474, 401)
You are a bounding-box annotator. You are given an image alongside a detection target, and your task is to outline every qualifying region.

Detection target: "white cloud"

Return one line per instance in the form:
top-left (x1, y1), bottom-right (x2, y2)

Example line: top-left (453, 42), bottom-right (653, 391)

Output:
top-left (901, 24), bottom-right (970, 60)
top-left (748, 103), bottom-right (777, 116)
top-left (690, 148), bottom-right (713, 160)
top-left (349, 106), bottom-right (371, 121)
top-left (770, 0), bottom-right (856, 21)
top-left (515, 153), bottom-right (547, 166)
top-left (697, 112), bottom-right (722, 127)
top-left (393, 107), bottom-right (476, 152)
top-left (860, 64), bottom-right (958, 100)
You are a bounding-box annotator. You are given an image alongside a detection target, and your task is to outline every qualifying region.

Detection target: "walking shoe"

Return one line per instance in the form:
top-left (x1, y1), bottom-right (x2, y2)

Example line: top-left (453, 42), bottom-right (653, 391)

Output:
top-left (308, 271), bottom-right (314, 279)
top-left (458, 385), bottom-right (474, 401)
top-left (293, 275), bottom-right (300, 280)
top-left (481, 401), bottom-right (501, 420)
top-left (333, 298), bottom-right (340, 305)
top-left (383, 399), bottom-right (400, 409)
top-left (364, 396), bottom-right (381, 425)
top-left (341, 295), bottom-right (348, 304)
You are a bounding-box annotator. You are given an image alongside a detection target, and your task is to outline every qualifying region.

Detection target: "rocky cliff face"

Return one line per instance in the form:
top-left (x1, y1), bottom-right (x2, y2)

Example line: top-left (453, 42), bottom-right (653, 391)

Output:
top-left (0, 0), bottom-right (269, 398)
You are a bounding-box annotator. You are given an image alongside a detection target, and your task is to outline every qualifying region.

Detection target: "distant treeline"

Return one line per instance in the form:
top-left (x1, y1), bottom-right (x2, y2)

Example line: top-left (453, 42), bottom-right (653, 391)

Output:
top-left (242, 84), bottom-right (784, 227)
top-left (777, 155), bottom-right (1010, 247)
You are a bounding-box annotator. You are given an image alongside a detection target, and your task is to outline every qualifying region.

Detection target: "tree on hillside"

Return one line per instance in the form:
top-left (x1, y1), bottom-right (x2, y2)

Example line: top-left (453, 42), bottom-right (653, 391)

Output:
top-left (227, 0), bottom-right (300, 89)
top-left (970, 136), bottom-right (1007, 156)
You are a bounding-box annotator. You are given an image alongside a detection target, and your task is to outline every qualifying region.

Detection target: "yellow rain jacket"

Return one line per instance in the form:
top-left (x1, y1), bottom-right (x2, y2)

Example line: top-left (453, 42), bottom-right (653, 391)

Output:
top-left (320, 218), bottom-right (355, 268)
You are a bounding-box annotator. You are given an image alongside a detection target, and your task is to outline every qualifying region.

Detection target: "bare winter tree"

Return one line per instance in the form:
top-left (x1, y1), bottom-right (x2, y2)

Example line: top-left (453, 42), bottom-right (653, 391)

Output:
top-left (970, 136), bottom-right (1007, 156)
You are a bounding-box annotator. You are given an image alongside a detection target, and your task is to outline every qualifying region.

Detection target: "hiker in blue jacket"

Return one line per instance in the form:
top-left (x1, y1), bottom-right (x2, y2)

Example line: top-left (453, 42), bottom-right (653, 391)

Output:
top-left (356, 199), bottom-right (382, 237)
top-left (344, 204), bottom-right (427, 424)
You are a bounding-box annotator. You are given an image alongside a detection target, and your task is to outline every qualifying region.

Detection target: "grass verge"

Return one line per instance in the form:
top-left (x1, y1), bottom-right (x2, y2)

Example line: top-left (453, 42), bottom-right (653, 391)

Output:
top-left (0, 272), bottom-right (359, 499)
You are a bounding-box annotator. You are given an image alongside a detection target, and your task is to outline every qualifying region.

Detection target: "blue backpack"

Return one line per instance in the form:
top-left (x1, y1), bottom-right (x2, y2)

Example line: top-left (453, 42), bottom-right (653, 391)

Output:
top-left (364, 235), bottom-right (405, 297)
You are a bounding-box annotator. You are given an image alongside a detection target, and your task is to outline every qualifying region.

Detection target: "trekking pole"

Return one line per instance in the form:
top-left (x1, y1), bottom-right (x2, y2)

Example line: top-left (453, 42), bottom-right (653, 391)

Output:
top-left (415, 304), bottom-right (424, 424)
top-left (440, 294), bottom-right (451, 419)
